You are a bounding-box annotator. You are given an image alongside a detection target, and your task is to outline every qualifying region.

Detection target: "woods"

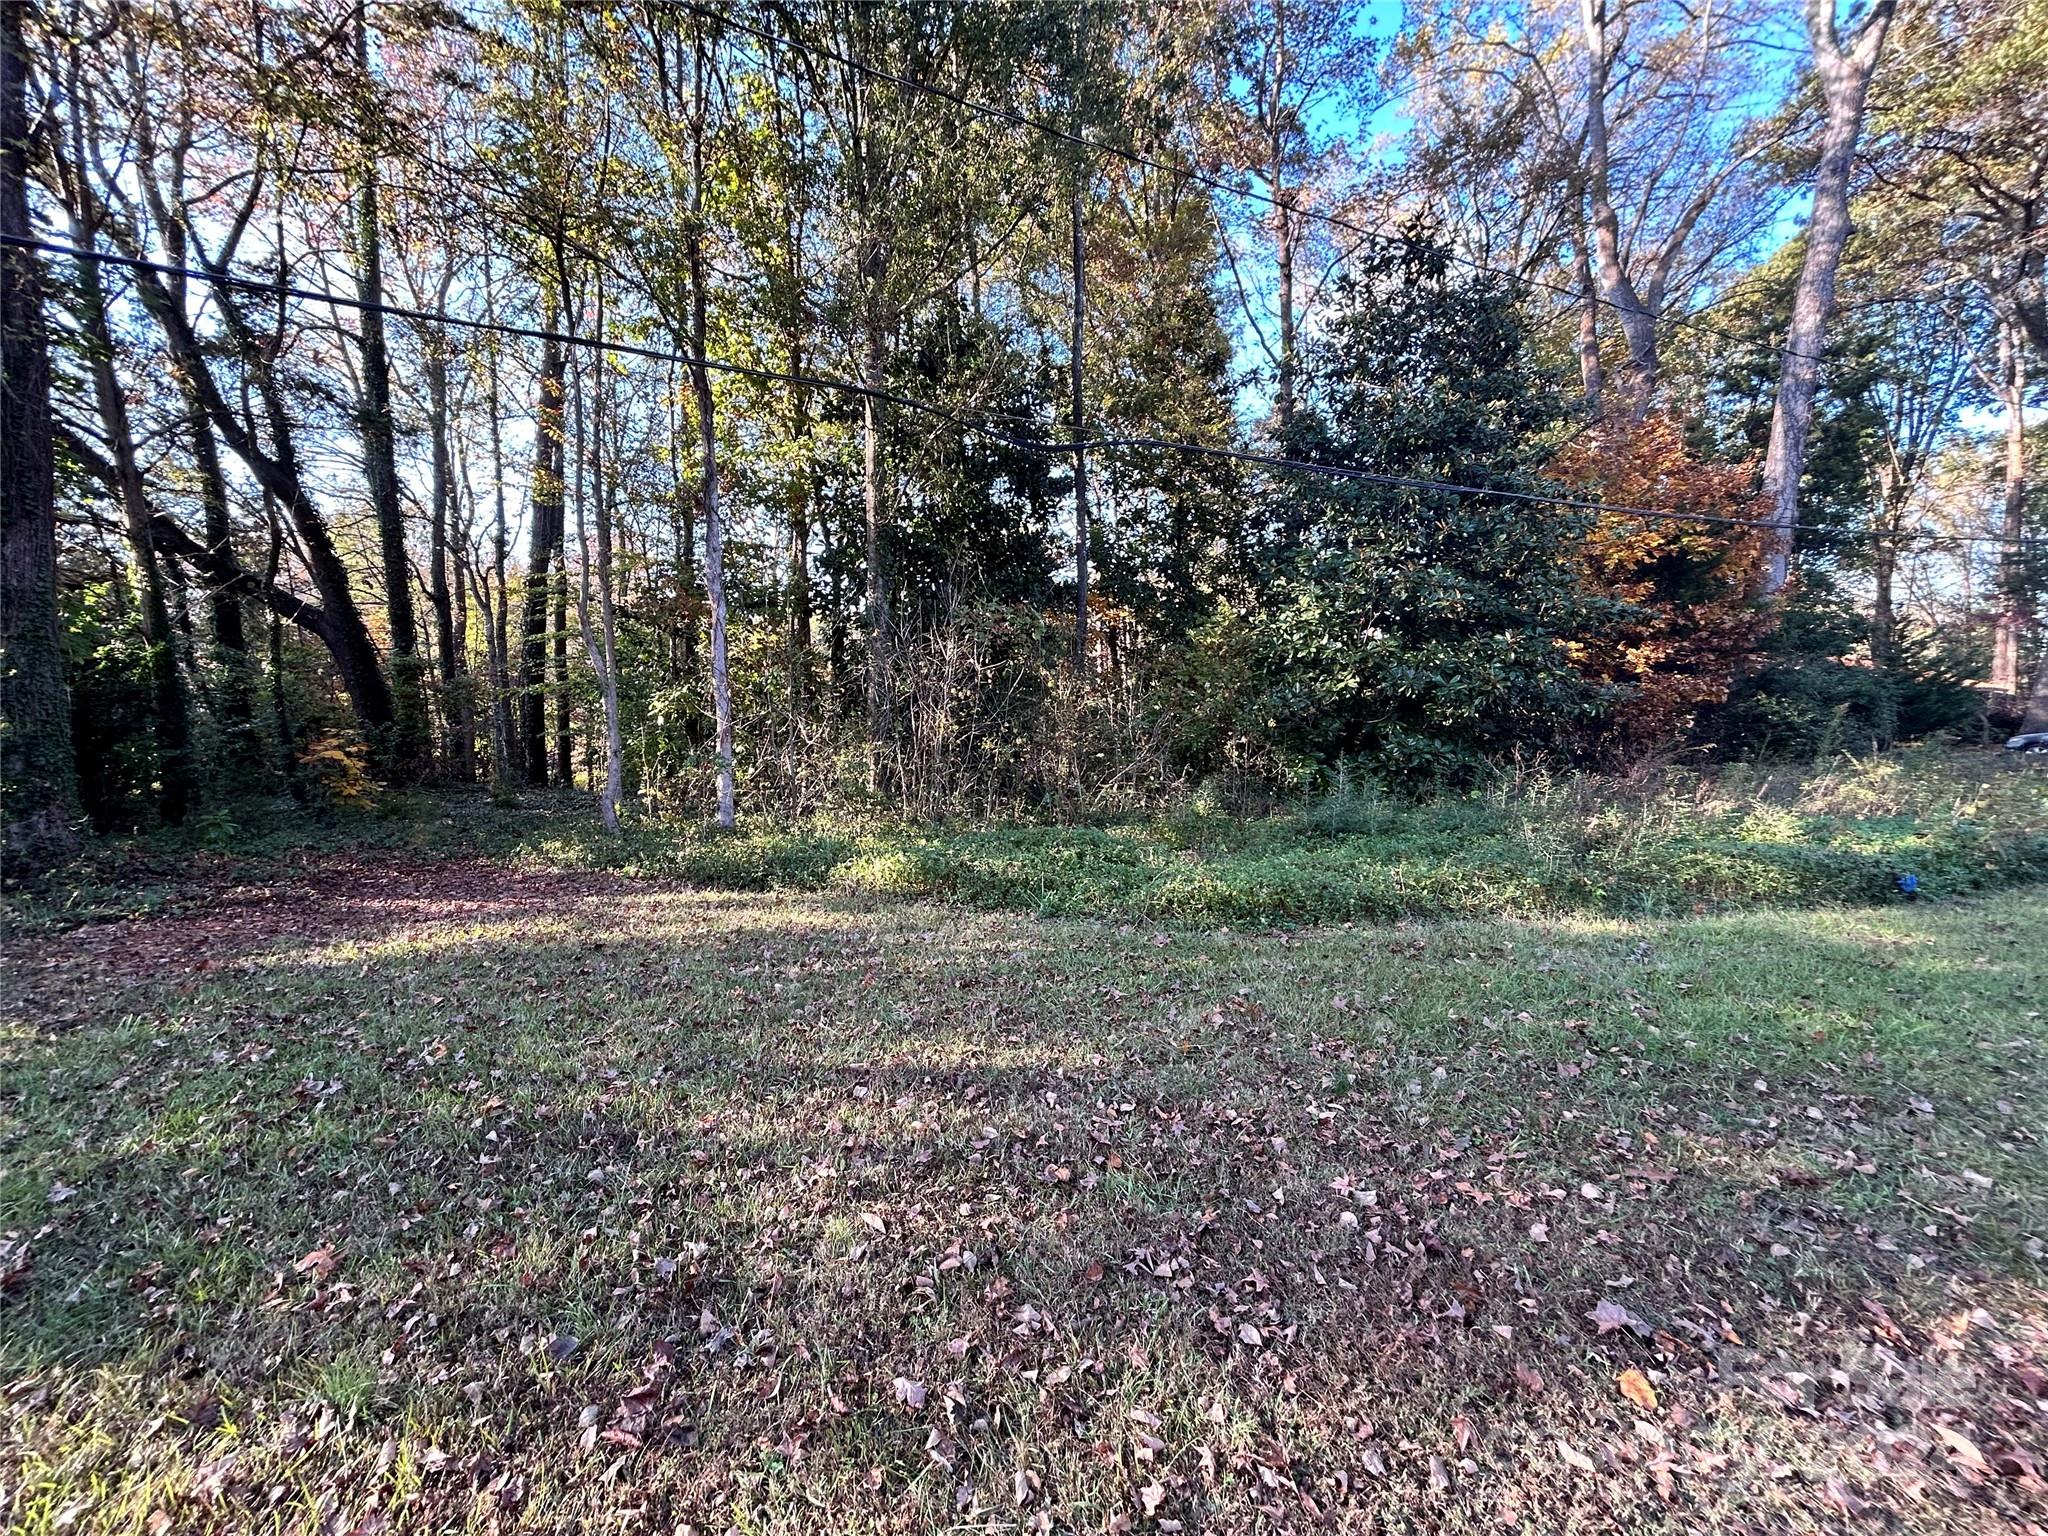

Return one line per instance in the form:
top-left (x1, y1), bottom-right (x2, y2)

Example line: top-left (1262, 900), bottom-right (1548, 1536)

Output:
top-left (0, 0), bottom-right (2042, 846)
top-left (6, 7), bottom-right (2048, 1531)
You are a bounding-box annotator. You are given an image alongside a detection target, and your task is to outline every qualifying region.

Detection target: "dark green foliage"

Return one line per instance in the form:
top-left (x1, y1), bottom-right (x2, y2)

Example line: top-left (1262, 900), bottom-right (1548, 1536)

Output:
top-left (1707, 591), bottom-right (1982, 758)
top-left (1242, 236), bottom-right (1613, 779)
top-left (62, 584), bottom-right (166, 834)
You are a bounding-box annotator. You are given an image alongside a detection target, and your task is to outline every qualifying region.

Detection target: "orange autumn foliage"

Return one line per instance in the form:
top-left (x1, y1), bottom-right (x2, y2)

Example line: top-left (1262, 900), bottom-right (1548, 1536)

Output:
top-left (1551, 415), bottom-right (1769, 760)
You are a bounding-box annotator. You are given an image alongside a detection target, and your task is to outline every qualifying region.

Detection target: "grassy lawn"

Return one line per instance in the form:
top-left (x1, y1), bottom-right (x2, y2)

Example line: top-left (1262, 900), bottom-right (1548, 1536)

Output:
top-left (3, 844), bottom-right (2044, 1532)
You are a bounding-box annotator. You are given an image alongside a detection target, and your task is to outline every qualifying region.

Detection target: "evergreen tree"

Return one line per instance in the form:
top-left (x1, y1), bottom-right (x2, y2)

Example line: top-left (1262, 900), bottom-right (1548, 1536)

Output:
top-left (1249, 235), bottom-right (1611, 777)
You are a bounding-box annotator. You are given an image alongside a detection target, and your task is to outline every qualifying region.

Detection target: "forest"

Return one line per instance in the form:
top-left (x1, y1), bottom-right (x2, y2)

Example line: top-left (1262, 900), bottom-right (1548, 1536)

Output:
top-left (0, 0), bottom-right (2041, 852)
top-left (3, 2), bottom-right (2048, 1534)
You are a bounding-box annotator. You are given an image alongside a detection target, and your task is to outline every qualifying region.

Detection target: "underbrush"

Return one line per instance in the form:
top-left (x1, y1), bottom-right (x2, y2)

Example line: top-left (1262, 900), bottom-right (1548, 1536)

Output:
top-left (10, 746), bottom-right (2044, 930)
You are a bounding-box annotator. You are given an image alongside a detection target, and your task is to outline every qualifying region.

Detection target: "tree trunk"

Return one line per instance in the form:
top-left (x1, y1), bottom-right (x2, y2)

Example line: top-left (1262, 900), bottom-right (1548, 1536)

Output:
top-left (181, 377), bottom-right (259, 774)
top-left (668, 391), bottom-right (700, 696)
top-left (1574, 236), bottom-right (1603, 413)
top-left (785, 367), bottom-right (811, 708)
top-left (424, 347), bottom-right (474, 779)
top-left (1990, 322), bottom-right (2028, 703)
top-left (486, 337), bottom-right (515, 794)
top-left (552, 576), bottom-right (571, 786)
top-left (352, 3), bottom-right (427, 776)
top-left (862, 280), bottom-right (890, 790)
top-left (1579, 0), bottom-right (1659, 416)
top-left (690, 27), bottom-right (736, 828)
top-left (116, 234), bottom-right (396, 734)
top-left (2021, 645), bottom-right (2048, 734)
top-left (73, 241), bottom-right (193, 824)
top-left (0, 2), bottom-right (79, 865)
top-left (259, 489), bottom-right (305, 795)
top-left (1759, 0), bottom-right (1897, 596)
top-left (1871, 531), bottom-right (1896, 674)
top-left (521, 328), bottom-right (566, 785)
top-left (568, 316), bottom-right (625, 832)
top-left (1269, 0), bottom-right (1296, 433)
top-left (1070, 173), bottom-right (1090, 671)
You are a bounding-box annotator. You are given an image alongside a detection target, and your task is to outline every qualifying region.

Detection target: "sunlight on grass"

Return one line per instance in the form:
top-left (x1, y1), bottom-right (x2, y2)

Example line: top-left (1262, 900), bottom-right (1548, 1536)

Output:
top-left (2, 867), bottom-right (2042, 1533)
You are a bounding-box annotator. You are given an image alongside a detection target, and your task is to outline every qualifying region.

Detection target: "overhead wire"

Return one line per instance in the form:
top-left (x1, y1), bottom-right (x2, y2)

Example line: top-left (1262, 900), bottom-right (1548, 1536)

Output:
top-left (8, 234), bottom-right (2035, 550)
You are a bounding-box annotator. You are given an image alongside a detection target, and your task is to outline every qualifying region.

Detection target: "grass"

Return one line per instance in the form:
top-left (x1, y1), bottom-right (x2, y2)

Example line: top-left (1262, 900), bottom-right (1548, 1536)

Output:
top-left (2, 824), bottom-right (2045, 1531)
top-left (14, 746), bottom-right (2047, 933)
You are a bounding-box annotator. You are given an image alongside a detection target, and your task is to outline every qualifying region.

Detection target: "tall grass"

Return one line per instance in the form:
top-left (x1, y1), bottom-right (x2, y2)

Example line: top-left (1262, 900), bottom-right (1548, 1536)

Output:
top-left (520, 747), bottom-right (2048, 922)
top-left (13, 747), bottom-right (2044, 930)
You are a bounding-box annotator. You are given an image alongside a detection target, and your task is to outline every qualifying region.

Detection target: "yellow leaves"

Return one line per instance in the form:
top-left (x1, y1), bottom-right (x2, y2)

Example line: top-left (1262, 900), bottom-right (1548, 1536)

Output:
top-left (298, 732), bottom-right (376, 805)
top-left (1617, 1368), bottom-right (1659, 1411)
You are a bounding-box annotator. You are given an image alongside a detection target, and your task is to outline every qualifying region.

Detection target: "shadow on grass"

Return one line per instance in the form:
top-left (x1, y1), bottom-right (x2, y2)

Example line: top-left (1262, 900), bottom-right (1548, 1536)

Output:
top-left (2, 890), bottom-right (2043, 1533)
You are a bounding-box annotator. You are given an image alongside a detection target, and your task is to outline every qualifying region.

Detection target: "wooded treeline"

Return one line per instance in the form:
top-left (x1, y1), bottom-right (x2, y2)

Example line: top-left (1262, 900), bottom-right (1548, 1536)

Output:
top-left (2, 0), bottom-right (2043, 862)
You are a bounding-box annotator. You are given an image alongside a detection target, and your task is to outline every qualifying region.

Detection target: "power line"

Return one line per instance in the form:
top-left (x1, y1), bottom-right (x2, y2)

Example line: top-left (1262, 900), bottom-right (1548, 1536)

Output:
top-left (10, 233), bottom-right (2034, 550)
top-left (676, 0), bottom-right (1829, 370)
top-left (1, 233), bottom-right (1060, 454)
top-left (1090, 435), bottom-right (2042, 549)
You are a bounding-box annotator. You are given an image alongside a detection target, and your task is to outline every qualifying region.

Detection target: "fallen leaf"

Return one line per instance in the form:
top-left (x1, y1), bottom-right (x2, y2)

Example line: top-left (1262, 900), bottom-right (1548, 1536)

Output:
top-left (1617, 1369), bottom-right (1658, 1411)
top-left (1588, 1298), bottom-right (1649, 1337)
top-left (1935, 1425), bottom-right (1992, 1478)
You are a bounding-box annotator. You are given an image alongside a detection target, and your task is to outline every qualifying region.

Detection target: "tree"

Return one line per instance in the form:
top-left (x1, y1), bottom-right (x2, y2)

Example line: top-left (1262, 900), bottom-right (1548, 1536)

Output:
top-left (1, 0), bottom-right (79, 864)
top-left (348, 1), bottom-right (430, 777)
top-left (1856, 0), bottom-right (2044, 698)
top-left (1552, 414), bottom-right (1768, 758)
top-left (1577, 0), bottom-right (1783, 416)
top-left (1250, 235), bottom-right (1607, 777)
top-left (1759, 0), bottom-right (1898, 596)
top-left (1206, 0), bottom-right (1380, 435)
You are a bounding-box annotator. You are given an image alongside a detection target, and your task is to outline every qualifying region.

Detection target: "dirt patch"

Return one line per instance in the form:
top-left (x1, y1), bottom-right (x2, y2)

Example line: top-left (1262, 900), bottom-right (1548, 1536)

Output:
top-left (3, 854), bottom-right (645, 1028)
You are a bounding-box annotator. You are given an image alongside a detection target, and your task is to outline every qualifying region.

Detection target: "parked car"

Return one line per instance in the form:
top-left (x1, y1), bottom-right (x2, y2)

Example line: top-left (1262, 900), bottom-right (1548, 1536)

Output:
top-left (2006, 731), bottom-right (2048, 753)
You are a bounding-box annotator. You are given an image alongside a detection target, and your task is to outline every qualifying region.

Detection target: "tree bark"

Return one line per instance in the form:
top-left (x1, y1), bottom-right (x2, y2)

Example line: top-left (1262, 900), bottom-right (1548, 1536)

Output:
top-left (568, 311), bottom-right (625, 832)
top-left (352, 2), bottom-right (428, 776)
top-left (1269, 0), bottom-right (1296, 434)
top-left (862, 264), bottom-right (891, 790)
top-left (1, 0), bottom-right (80, 865)
top-left (1871, 530), bottom-right (1896, 674)
top-left (521, 327), bottom-right (566, 785)
top-left (180, 375), bottom-right (259, 773)
top-left (689, 25), bottom-right (736, 828)
top-left (1990, 321), bottom-right (2028, 703)
top-left (785, 361), bottom-right (811, 707)
top-left (552, 576), bottom-right (571, 786)
top-left (2021, 645), bottom-right (2048, 734)
top-left (1758, 0), bottom-right (1897, 596)
top-left (72, 240), bottom-right (193, 823)
top-left (1070, 173), bottom-right (1090, 671)
top-left (424, 346), bottom-right (473, 778)
top-left (1578, 0), bottom-right (1659, 416)
top-left (1574, 234), bottom-right (1603, 413)
top-left (485, 329), bottom-right (515, 793)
